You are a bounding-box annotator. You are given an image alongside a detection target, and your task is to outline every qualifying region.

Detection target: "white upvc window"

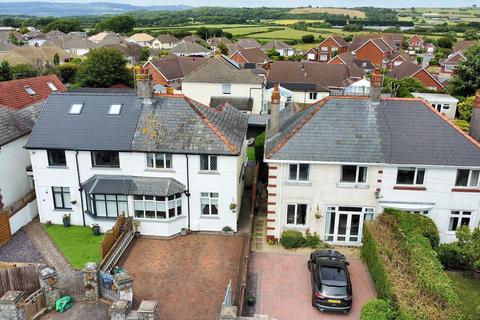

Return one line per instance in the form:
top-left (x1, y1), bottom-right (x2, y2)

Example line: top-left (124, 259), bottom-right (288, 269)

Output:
top-left (319, 54), bottom-right (328, 61)
top-left (286, 204), bottom-right (307, 226)
top-left (448, 210), bottom-right (473, 232)
top-left (146, 153), bottom-right (173, 169)
top-left (320, 46), bottom-right (328, 52)
top-left (222, 83), bottom-right (231, 94)
top-left (288, 164), bottom-right (309, 182)
top-left (396, 167), bottom-right (425, 185)
top-left (340, 165), bottom-right (367, 183)
top-left (200, 155), bottom-right (217, 171)
top-left (309, 92), bottom-right (318, 100)
top-left (455, 169), bottom-right (480, 188)
top-left (200, 192), bottom-right (219, 215)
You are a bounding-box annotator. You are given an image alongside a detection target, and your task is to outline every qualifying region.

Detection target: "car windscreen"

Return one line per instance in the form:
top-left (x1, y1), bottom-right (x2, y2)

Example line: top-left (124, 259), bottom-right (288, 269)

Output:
top-left (321, 284), bottom-right (348, 297)
top-left (320, 266), bottom-right (347, 282)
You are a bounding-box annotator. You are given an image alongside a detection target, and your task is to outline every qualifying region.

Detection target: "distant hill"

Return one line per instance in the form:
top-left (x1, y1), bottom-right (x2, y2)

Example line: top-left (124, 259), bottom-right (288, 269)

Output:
top-left (0, 2), bottom-right (192, 17)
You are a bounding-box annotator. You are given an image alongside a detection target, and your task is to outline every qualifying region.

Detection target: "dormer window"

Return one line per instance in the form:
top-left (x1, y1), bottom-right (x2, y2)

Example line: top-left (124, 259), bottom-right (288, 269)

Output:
top-left (24, 86), bottom-right (36, 96)
top-left (47, 82), bottom-right (58, 91)
top-left (69, 103), bottom-right (84, 114)
top-left (108, 104), bottom-right (122, 115)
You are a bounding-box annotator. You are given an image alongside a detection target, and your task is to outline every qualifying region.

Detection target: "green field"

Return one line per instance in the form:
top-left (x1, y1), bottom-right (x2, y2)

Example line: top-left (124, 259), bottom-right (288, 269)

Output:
top-left (289, 7), bottom-right (366, 18)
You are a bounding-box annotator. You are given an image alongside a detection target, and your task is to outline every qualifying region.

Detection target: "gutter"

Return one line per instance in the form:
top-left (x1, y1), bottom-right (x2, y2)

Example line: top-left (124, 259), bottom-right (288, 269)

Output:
top-left (75, 150), bottom-right (86, 227)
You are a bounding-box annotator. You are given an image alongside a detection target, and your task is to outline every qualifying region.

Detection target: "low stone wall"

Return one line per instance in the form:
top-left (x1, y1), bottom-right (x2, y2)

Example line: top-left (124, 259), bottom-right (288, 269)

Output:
top-left (220, 305), bottom-right (275, 320)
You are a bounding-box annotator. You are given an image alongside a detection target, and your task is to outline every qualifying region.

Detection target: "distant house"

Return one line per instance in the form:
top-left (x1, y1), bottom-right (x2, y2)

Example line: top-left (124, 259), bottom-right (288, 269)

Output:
top-left (412, 92), bottom-right (458, 120)
top-left (45, 30), bottom-right (66, 40)
top-left (262, 40), bottom-right (295, 57)
top-left (408, 35), bottom-right (424, 51)
top-left (316, 35), bottom-right (348, 62)
top-left (266, 61), bottom-right (360, 105)
top-left (305, 48), bottom-right (318, 61)
top-left (150, 34), bottom-right (180, 50)
top-left (353, 38), bottom-right (396, 67)
top-left (181, 35), bottom-right (202, 43)
top-left (229, 47), bottom-right (271, 68)
top-left (143, 55), bottom-right (209, 89)
top-left (171, 41), bottom-right (211, 57)
top-left (328, 52), bottom-right (372, 76)
top-left (387, 51), bottom-right (412, 69)
top-left (88, 31), bottom-right (123, 45)
top-left (62, 36), bottom-right (98, 56)
top-left (126, 33), bottom-right (154, 47)
top-left (237, 38), bottom-right (262, 49)
top-left (182, 55), bottom-right (264, 114)
top-left (105, 42), bottom-right (143, 66)
top-left (425, 43), bottom-right (436, 54)
top-left (0, 46), bottom-right (71, 66)
top-left (387, 61), bottom-right (444, 91)
top-left (440, 51), bottom-right (466, 74)
top-left (207, 36), bottom-right (232, 49)
top-left (453, 40), bottom-right (476, 53)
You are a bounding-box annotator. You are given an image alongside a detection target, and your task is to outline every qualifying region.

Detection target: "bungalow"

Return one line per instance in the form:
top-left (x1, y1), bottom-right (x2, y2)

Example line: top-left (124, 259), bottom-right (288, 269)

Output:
top-left (88, 31), bottom-right (123, 46)
top-left (229, 47), bottom-right (272, 68)
top-left (150, 34), bottom-right (180, 50)
top-left (440, 52), bottom-right (466, 74)
top-left (262, 40), bottom-right (295, 57)
top-left (237, 38), bottom-right (261, 49)
top-left (62, 36), bottom-right (99, 56)
top-left (126, 33), bottom-right (154, 47)
top-left (316, 35), bottom-right (349, 62)
top-left (412, 92), bottom-right (458, 120)
top-left (25, 74), bottom-right (249, 237)
top-left (264, 71), bottom-right (480, 245)
top-left (387, 61), bottom-right (444, 91)
top-left (143, 55), bottom-right (209, 89)
top-left (171, 41), bottom-right (211, 57)
top-left (207, 36), bottom-right (232, 49)
top-left (408, 35), bottom-right (424, 51)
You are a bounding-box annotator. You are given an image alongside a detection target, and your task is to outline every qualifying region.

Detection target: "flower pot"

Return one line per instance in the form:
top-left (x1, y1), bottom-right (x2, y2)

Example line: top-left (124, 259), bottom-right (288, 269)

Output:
top-left (63, 220), bottom-right (70, 227)
top-left (246, 297), bottom-right (256, 306)
top-left (180, 229), bottom-right (188, 236)
top-left (92, 226), bottom-right (100, 236)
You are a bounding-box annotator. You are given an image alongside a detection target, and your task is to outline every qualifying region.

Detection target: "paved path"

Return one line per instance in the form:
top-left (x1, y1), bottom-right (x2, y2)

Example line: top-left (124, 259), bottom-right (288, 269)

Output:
top-left (24, 219), bottom-right (73, 274)
top-left (249, 251), bottom-right (376, 320)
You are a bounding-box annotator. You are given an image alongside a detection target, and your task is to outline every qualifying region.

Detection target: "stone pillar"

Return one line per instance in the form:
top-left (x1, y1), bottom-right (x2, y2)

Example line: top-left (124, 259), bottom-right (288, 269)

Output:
top-left (83, 262), bottom-right (99, 301)
top-left (39, 267), bottom-right (60, 311)
top-left (219, 305), bottom-right (238, 320)
top-left (113, 272), bottom-right (134, 303)
top-left (137, 301), bottom-right (158, 320)
top-left (109, 300), bottom-right (129, 320)
top-left (0, 291), bottom-right (26, 320)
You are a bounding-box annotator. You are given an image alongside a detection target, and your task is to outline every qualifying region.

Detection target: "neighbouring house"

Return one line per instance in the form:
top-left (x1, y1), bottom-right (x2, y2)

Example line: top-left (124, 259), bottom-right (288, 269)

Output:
top-left (150, 34), bottom-right (180, 50)
top-left (25, 75), bottom-right (249, 237)
top-left (27, 33), bottom-right (47, 47)
top-left (62, 36), bottom-right (99, 56)
top-left (0, 46), bottom-right (71, 67)
top-left (264, 72), bottom-right (480, 245)
top-left (22, 31), bottom-right (43, 42)
top-left (0, 41), bottom-right (16, 54)
top-left (262, 40), bottom-right (295, 57)
top-left (408, 35), bottom-right (424, 51)
top-left (412, 92), bottom-right (458, 120)
top-left (181, 35), bottom-right (202, 43)
top-left (316, 35), bottom-right (349, 62)
top-left (352, 38), bottom-right (396, 67)
top-left (440, 51), bottom-right (466, 74)
top-left (328, 51), bottom-right (373, 76)
top-left (0, 75), bottom-right (67, 232)
top-left (387, 51), bottom-right (412, 69)
top-left (143, 55), bottom-right (209, 89)
top-left (452, 40), bottom-right (477, 53)
top-left (207, 36), bottom-right (232, 49)
top-left (237, 38), bottom-right (262, 49)
top-left (305, 47), bottom-right (318, 61)
top-left (229, 47), bottom-right (272, 68)
top-left (387, 61), bottom-right (444, 91)
top-left (88, 31), bottom-right (123, 46)
top-left (45, 30), bottom-right (66, 40)
top-left (266, 61), bottom-right (361, 105)
top-left (182, 55), bottom-right (264, 114)
top-left (171, 41), bottom-right (211, 57)
top-left (126, 33), bottom-right (154, 47)
top-left (425, 43), bottom-right (436, 54)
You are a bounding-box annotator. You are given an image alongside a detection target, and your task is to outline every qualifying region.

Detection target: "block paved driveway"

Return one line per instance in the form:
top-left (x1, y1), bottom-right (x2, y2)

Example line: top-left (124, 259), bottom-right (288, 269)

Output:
top-left (122, 234), bottom-right (246, 320)
top-left (250, 251), bottom-right (376, 320)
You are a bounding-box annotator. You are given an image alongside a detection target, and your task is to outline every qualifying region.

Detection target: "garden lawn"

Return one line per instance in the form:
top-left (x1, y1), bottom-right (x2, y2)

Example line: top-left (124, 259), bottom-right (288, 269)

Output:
top-left (44, 224), bottom-right (104, 269)
top-left (446, 271), bottom-right (480, 320)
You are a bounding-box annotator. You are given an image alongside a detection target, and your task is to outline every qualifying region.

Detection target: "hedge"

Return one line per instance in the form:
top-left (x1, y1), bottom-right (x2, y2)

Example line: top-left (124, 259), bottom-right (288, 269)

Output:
top-left (360, 299), bottom-right (396, 320)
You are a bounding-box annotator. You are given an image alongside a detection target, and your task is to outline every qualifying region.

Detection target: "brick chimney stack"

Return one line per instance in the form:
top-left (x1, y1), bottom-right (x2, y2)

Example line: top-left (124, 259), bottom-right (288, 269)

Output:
top-left (136, 68), bottom-right (153, 99)
top-left (270, 83), bottom-right (281, 136)
top-left (470, 90), bottom-right (480, 141)
top-left (370, 67), bottom-right (383, 105)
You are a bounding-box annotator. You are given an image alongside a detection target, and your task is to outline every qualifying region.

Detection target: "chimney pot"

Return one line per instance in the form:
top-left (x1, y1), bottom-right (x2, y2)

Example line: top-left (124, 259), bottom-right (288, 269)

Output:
top-left (136, 70), bottom-right (153, 99)
top-left (370, 67), bottom-right (383, 105)
top-left (270, 84), bottom-right (281, 135)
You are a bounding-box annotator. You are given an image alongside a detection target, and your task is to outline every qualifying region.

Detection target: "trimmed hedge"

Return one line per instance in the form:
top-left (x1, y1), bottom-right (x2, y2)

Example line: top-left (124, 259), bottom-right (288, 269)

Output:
top-left (280, 230), bottom-right (304, 249)
top-left (360, 299), bottom-right (396, 320)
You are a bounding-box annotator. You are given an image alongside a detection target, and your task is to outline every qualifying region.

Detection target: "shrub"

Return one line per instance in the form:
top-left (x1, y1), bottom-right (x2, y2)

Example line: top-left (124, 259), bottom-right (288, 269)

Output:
top-left (474, 260), bottom-right (480, 271)
top-left (438, 226), bottom-right (480, 270)
top-left (476, 305), bottom-right (480, 320)
top-left (360, 299), bottom-right (396, 320)
top-left (438, 243), bottom-right (472, 270)
top-left (280, 230), bottom-right (304, 249)
top-left (303, 232), bottom-right (329, 249)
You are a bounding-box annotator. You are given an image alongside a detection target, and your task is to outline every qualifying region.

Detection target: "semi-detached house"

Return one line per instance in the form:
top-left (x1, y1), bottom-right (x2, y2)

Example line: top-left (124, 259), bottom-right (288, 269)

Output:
top-left (25, 74), bottom-right (249, 237)
top-left (264, 71), bottom-right (480, 245)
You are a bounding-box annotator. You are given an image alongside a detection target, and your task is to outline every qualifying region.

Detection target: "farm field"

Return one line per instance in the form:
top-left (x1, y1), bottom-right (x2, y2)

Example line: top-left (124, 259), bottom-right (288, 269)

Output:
top-left (269, 19), bottom-right (324, 25)
top-left (289, 7), bottom-right (366, 18)
top-left (248, 28), bottom-right (321, 40)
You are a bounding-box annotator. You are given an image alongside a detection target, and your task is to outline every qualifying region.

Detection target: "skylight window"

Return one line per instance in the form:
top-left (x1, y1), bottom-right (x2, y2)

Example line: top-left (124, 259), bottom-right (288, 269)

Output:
top-left (24, 86), bottom-right (36, 96)
top-left (47, 82), bottom-right (58, 92)
top-left (108, 104), bottom-right (122, 115)
top-left (69, 103), bottom-right (84, 114)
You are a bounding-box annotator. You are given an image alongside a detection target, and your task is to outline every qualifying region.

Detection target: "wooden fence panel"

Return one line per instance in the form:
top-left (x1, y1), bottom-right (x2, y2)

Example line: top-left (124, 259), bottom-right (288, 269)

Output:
top-left (0, 210), bottom-right (11, 246)
top-left (0, 264), bottom-right (40, 298)
top-left (57, 271), bottom-right (85, 297)
top-left (100, 215), bottom-right (126, 258)
top-left (24, 288), bottom-right (46, 319)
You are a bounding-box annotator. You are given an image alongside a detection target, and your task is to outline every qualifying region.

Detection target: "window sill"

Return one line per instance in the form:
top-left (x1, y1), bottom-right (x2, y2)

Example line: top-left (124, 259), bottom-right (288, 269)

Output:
top-left (53, 208), bottom-right (73, 212)
top-left (91, 167), bottom-right (121, 170)
top-left (336, 183), bottom-right (370, 189)
top-left (200, 215), bottom-right (220, 219)
top-left (393, 186), bottom-right (426, 191)
top-left (198, 170), bottom-right (220, 175)
top-left (451, 188), bottom-right (480, 193)
top-left (144, 168), bottom-right (176, 173)
top-left (134, 215), bottom-right (186, 223)
top-left (48, 165), bottom-right (68, 169)
top-left (285, 181), bottom-right (312, 187)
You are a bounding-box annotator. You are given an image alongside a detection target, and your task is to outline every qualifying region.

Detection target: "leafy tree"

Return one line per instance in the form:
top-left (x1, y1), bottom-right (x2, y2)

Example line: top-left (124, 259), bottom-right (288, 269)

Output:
top-left (301, 34), bottom-right (315, 43)
top-left (76, 48), bottom-right (132, 88)
top-left (43, 19), bottom-right (82, 33)
top-left (464, 29), bottom-right (479, 41)
top-left (2, 18), bottom-right (18, 28)
top-left (437, 37), bottom-right (453, 49)
top-left (457, 96), bottom-right (475, 122)
top-left (57, 62), bottom-right (80, 84)
top-left (19, 27), bottom-right (29, 34)
top-left (0, 61), bottom-right (12, 81)
top-left (10, 64), bottom-right (38, 79)
top-left (53, 53), bottom-right (60, 66)
top-left (139, 47), bottom-right (150, 64)
top-left (383, 77), bottom-right (428, 97)
top-left (8, 33), bottom-right (23, 46)
top-left (447, 44), bottom-right (480, 97)
top-left (95, 16), bottom-right (136, 34)
top-left (217, 42), bottom-right (228, 55)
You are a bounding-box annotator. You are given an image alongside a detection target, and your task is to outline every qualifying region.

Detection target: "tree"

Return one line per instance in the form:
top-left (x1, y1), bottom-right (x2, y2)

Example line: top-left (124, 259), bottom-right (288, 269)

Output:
top-left (139, 47), bottom-right (150, 64)
top-left (0, 61), bottom-right (12, 81)
top-left (57, 62), bottom-right (80, 84)
top-left (464, 29), bottom-right (479, 41)
top-left (10, 64), bottom-right (38, 79)
top-left (447, 44), bottom-right (480, 97)
top-left (301, 34), bottom-right (315, 43)
top-left (437, 37), bottom-right (453, 49)
top-left (217, 42), bottom-right (228, 55)
top-left (95, 16), bottom-right (136, 34)
top-left (53, 53), bottom-right (60, 66)
top-left (457, 96), bottom-right (475, 122)
top-left (76, 48), bottom-right (132, 88)
top-left (383, 77), bottom-right (427, 97)
top-left (43, 19), bottom-right (82, 33)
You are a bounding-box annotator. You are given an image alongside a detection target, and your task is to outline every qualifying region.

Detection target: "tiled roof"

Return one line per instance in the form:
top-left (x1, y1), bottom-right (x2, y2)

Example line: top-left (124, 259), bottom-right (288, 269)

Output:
top-left (453, 40), bottom-right (477, 53)
top-left (262, 40), bottom-right (292, 50)
top-left (127, 33), bottom-right (154, 42)
top-left (237, 38), bottom-right (261, 49)
top-left (147, 56), bottom-right (209, 81)
top-left (387, 61), bottom-right (422, 79)
top-left (232, 47), bottom-right (271, 64)
top-left (183, 55), bottom-right (262, 84)
top-left (207, 37), bottom-right (232, 47)
top-left (0, 46), bottom-right (71, 65)
top-left (171, 41), bottom-right (210, 55)
top-left (265, 97), bottom-right (480, 166)
top-left (0, 74), bottom-right (67, 110)
top-left (441, 52), bottom-right (466, 65)
top-left (0, 103), bottom-right (42, 146)
top-left (210, 96), bottom-right (253, 112)
top-left (155, 34), bottom-right (180, 44)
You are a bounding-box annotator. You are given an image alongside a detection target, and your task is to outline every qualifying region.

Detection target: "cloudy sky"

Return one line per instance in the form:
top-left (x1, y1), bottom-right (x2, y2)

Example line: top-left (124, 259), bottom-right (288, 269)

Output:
top-left (1, 0), bottom-right (478, 7)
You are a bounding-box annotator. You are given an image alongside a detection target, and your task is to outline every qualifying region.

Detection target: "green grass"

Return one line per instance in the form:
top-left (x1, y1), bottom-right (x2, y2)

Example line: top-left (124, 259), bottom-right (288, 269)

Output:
top-left (247, 146), bottom-right (255, 161)
top-left (44, 224), bottom-right (104, 269)
top-left (446, 270), bottom-right (480, 320)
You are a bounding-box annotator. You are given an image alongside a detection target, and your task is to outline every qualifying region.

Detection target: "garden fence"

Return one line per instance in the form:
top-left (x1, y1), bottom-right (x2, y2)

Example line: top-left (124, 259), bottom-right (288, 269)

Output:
top-left (24, 287), bottom-right (46, 319)
top-left (57, 271), bottom-right (85, 297)
top-left (0, 264), bottom-right (40, 298)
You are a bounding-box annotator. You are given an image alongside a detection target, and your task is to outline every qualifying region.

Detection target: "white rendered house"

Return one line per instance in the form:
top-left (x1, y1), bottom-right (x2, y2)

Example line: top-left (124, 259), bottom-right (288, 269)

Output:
top-left (412, 92), bottom-right (458, 120)
top-left (26, 77), bottom-right (248, 237)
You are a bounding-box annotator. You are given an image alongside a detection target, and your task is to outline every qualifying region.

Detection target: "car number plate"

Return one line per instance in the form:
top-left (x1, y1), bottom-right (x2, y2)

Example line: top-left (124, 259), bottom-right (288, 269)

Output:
top-left (327, 299), bottom-right (341, 304)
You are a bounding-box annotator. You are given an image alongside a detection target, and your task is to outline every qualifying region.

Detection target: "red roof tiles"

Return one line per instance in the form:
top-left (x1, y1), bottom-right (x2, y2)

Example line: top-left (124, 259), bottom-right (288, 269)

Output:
top-left (0, 74), bottom-right (67, 110)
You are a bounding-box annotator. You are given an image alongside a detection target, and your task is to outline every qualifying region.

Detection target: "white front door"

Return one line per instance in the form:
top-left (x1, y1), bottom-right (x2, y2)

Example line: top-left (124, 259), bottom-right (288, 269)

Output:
top-left (324, 206), bottom-right (374, 244)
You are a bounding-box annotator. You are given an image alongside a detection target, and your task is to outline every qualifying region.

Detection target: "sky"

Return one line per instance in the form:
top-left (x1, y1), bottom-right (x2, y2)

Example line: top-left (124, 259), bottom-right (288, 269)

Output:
top-left (1, 0), bottom-right (479, 7)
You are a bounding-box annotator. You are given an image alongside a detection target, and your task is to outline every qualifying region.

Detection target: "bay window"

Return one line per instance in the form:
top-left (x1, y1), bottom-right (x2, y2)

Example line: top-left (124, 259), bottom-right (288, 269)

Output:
top-left (286, 204), bottom-right (307, 226)
top-left (134, 194), bottom-right (182, 219)
top-left (91, 194), bottom-right (127, 218)
top-left (396, 167), bottom-right (425, 185)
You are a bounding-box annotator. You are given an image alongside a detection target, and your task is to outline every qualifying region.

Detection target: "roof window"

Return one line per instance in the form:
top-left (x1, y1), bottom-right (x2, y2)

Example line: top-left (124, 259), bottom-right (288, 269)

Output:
top-left (108, 104), bottom-right (122, 115)
top-left (24, 86), bottom-right (36, 96)
top-left (47, 82), bottom-right (58, 91)
top-left (69, 103), bottom-right (84, 114)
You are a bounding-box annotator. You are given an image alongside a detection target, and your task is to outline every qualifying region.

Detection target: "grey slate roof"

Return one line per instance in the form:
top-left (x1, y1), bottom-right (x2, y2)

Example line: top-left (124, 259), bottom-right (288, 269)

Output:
top-left (171, 41), bottom-right (210, 55)
top-left (265, 97), bottom-right (480, 166)
top-left (210, 96), bottom-right (253, 112)
top-left (82, 175), bottom-right (186, 196)
top-left (0, 102), bottom-right (42, 146)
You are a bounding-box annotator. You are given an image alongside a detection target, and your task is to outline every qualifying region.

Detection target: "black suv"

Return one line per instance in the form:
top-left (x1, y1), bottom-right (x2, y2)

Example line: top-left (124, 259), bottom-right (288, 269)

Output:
top-left (307, 249), bottom-right (352, 313)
